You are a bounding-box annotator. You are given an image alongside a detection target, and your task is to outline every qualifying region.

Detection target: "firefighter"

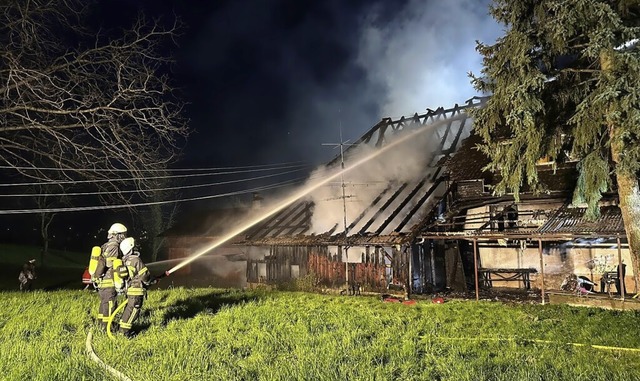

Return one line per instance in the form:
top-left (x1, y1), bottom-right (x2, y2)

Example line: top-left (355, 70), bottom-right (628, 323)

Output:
top-left (18, 259), bottom-right (37, 291)
top-left (95, 223), bottom-right (128, 328)
top-left (118, 237), bottom-right (152, 338)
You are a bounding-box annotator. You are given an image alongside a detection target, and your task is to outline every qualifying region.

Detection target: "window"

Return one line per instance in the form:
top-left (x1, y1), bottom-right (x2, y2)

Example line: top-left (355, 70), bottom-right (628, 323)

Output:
top-left (490, 205), bottom-right (518, 231)
top-left (504, 205), bottom-right (518, 229)
top-left (291, 265), bottom-right (300, 279)
top-left (258, 263), bottom-right (267, 278)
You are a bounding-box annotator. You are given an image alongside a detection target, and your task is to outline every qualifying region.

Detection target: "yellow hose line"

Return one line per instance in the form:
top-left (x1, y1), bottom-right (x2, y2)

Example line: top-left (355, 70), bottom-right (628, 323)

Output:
top-left (426, 336), bottom-right (640, 353)
top-left (85, 330), bottom-right (133, 381)
top-left (107, 301), bottom-right (128, 341)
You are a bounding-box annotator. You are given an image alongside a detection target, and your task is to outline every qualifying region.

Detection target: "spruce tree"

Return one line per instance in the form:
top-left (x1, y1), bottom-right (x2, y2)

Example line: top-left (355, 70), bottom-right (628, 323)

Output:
top-left (471, 0), bottom-right (640, 286)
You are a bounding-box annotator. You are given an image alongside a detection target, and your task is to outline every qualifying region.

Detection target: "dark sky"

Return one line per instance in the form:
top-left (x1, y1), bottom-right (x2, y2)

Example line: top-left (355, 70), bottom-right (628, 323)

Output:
top-left (98, 0), bottom-right (502, 168)
top-left (1, 0), bottom-right (505, 246)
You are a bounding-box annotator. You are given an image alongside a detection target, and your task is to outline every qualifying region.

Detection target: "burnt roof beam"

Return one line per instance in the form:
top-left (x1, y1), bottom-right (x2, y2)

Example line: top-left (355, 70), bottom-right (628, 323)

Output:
top-left (359, 182), bottom-right (409, 234)
top-left (279, 204), bottom-right (315, 236)
top-left (376, 177), bottom-right (429, 235)
top-left (396, 176), bottom-right (446, 233)
top-left (445, 116), bottom-right (468, 155)
top-left (346, 184), bottom-right (393, 232)
top-left (265, 202), bottom-right (310, 237)
top-left (246, 202), bottom-right (307, 240)
top-left (326, 97), bottom-right (487, 168)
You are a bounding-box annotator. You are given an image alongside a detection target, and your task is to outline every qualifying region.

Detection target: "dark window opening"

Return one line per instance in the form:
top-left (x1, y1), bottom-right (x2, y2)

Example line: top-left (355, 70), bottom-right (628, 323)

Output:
top-left (491, 205), bottom-right (518, 231)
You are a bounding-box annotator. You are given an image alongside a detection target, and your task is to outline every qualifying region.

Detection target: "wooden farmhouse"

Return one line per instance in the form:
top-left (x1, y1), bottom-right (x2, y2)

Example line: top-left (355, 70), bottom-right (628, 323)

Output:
top-left (163, 96), bottom-right (636, 299)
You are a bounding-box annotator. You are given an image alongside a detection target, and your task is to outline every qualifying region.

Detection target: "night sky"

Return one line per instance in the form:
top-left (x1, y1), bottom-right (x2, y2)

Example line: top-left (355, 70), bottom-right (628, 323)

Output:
top-left (98, 0), bottom-right (502, 167)
top-left (1, 0), bottom-right (503, 247)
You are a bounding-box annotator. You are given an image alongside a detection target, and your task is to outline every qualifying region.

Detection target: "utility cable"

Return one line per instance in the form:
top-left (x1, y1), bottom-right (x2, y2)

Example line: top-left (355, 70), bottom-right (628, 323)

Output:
top-left (0, 160), bottom-right (307, 172)
top-left (0, 167), bottom-right (308, 197)
top-left (0, 176), bottom-right (307, 214)
top-left (0, 163), bottom-right (311, 187)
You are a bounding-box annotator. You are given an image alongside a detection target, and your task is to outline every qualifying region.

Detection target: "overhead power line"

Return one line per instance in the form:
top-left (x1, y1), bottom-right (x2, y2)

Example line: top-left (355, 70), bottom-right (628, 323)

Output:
top-left (0, 167), bottom-right (308, 198)
top-left (0, 177), bottom-right (308, 215)
top-left (0, 163), bottom-right (311, 187)
top-left (0, 160), bottom-right (308, 172)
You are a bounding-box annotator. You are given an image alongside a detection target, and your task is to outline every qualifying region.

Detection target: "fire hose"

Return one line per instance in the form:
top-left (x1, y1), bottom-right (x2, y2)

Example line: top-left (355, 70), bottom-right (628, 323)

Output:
top-left (106, 301), bottom-right (128, 341)
top-left (105, 270), bottom-right (171, 341)
top-left (85, 330), bottom-right (133, 381)
top-left (423, 336), bottom-right (640, 353)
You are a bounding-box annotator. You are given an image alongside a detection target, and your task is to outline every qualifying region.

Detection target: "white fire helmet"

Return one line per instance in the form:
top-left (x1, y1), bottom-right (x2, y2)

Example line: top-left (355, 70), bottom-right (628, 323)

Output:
top-left (120, 237), bottom-right (135, 256)
top-left (108, 223), bottom-right (128, 237)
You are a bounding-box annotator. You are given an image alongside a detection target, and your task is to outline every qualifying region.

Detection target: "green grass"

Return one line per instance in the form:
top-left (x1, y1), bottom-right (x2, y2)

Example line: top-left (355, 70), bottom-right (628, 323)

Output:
top-left (1, 288), bottom-right (639, 380)
top-left (0, 243), bottom-right (86, 268)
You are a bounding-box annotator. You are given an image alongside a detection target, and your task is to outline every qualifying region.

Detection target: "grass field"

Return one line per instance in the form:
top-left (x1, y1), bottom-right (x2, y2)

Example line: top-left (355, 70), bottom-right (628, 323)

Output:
top-left (1, 287), bottom-right (640, 381)
top-left (0, 243), bottom-right (87, 291)
top-left (0, 243), bottom-right (240, 291)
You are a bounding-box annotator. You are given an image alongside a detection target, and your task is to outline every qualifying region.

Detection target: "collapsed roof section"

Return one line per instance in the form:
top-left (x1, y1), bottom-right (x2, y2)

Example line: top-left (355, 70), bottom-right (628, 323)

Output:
top-left (539, 204), bottom-right (625, 236)
top-left (419, 203), bottom-right (626, 240)
top-left (242, 96), bottom-right (488, 246)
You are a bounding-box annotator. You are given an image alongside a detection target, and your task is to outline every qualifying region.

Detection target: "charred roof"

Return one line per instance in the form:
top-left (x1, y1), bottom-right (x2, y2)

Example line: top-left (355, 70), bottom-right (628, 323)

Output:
top-left (240, 97), bottom-right (488, 246)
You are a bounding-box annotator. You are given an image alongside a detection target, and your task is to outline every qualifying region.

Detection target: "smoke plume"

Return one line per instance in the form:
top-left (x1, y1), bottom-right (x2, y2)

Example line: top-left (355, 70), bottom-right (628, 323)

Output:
top-left (356, 0), bottom-right (501, 118)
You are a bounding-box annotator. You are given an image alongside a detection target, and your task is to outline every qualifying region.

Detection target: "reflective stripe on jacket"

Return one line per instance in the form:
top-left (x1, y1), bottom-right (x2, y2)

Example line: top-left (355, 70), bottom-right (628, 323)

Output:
top-left (123, 255), bottom-right (151, 296)
top-left (100, 239), bottom-right (121, 282)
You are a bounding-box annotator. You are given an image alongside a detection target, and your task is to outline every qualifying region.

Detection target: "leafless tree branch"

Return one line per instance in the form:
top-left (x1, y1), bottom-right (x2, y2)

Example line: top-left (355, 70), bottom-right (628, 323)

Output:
top-left (0, 0), bottom-right (189, 204)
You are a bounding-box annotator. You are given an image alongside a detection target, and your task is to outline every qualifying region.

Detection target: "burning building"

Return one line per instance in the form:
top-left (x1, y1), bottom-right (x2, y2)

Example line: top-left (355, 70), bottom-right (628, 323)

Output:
top-left (418, 131), bottom-right (635, 299)
top-left (240, 97), bottom-right (484, 293)
top-left (164, 95), bottom-right (636, 299)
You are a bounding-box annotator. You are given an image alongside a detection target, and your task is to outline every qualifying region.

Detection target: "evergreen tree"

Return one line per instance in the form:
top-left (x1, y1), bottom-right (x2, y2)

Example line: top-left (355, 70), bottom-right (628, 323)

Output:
top-left (471, 0), bottom-right (640, 285)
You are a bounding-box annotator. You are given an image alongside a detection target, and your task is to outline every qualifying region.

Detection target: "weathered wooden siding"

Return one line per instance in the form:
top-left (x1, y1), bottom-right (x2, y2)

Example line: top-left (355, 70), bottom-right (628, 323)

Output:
top-left (245, 244), bottom-right (411, 292)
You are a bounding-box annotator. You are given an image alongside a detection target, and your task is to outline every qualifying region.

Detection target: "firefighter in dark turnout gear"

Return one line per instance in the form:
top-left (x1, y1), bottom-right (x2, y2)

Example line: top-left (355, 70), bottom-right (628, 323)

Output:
top-left (118, 237), bottom-right (151, 337)
top-left (18, 259), bottom-right (37, 291)
top-left (95, 223), bottom-right (128, 327)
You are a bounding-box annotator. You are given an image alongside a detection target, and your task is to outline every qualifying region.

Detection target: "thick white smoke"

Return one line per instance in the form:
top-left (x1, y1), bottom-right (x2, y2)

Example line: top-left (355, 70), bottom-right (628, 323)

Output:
top-left (357, 0), bottom-right (501, 117)
top-left (301, 0), bottom-right (499, 234)
top-left (307, 121), bottom-right (446, 234)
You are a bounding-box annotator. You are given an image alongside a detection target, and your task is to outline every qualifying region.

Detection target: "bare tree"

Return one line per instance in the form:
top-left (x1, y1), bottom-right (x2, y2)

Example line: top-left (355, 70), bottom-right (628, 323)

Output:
top-left (0, 0), bottom-right (189, 201)
top-left (140, 200), bottom-right (179, 264)
top-left (129, 174), bottom-right (180, 263)
top-left (34, 185), bottom-right (60, 259)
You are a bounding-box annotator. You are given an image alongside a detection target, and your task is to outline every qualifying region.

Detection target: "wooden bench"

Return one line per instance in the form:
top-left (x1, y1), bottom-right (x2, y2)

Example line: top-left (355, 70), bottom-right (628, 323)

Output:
top-left (478, 268), bottom-right (538, 290)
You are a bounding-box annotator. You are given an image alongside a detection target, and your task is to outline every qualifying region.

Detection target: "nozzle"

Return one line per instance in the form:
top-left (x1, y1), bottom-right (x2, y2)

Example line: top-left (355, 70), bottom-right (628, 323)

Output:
top-left (150, 270), bottom-right (171, 285)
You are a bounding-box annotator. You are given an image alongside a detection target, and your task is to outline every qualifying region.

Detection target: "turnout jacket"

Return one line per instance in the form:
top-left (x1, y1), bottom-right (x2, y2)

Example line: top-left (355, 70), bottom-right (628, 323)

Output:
top-left (21, 262), bottom-right (36, 280)
top-left (97, 238), bottom-right (121, 288)
top-left (123, 254), bottom-right (151, 296)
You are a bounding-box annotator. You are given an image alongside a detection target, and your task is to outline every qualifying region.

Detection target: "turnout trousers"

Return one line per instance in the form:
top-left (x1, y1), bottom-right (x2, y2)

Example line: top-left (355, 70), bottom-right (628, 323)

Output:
top-left (97, 287), bottom-right (117, 325)
top-left (119, 295), bottom-right (144, 334)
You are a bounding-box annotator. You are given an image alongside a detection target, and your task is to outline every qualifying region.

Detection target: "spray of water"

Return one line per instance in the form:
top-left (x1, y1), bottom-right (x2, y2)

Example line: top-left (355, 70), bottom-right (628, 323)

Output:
top-left (166, 114), bottom-right (466, 275)
top-left (147, 258), bottom-right (183, 268)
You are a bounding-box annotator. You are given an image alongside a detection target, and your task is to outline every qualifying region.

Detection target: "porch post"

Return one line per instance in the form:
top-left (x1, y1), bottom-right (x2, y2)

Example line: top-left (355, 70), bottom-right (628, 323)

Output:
top-left (344, 246), bottom-right (349, 292)
top-left (473, 238), bottom-right (479, 301)
top-left (538, 239), bottom-right (545, 305)
top-left (407, 245), bottom-right (412, 299)
top-left (617, 234), bottom-right (625, 300)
